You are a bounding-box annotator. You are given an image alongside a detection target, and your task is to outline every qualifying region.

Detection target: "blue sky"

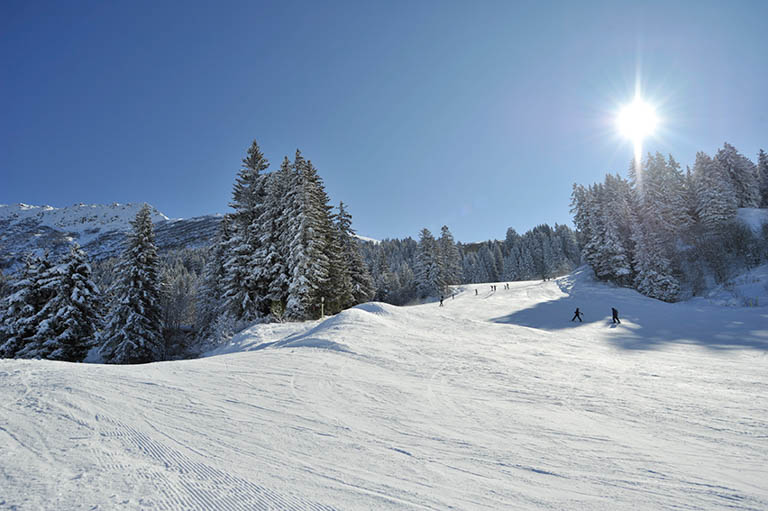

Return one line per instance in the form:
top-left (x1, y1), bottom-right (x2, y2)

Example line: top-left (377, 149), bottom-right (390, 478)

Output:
top-left (1, 0), bottom-right (766, 242)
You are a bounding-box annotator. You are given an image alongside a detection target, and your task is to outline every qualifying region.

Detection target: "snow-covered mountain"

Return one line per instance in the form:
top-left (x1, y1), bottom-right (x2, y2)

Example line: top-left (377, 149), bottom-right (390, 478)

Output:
top-left (0, 203), bottom-right (221, 269)
top-left (1, 269), bottom-right (766, 509)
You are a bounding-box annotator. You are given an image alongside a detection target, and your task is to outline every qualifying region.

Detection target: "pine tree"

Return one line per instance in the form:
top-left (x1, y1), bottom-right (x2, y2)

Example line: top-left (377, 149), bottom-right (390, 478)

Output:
top-left (632, 223), bottom-right (680, 302)
top-left (285, 153), bottom-right (333, 319)
top-left (334, 202), bottom-right (374, 306)
top-left (258, 158), bottom-right (292, 314)
top-left (415, 228), bottom-right (443, 298)
top-left (758, 149), bottom-right (768, 208)
top-left (437, 225), bottom-right (461, 287)
top-left (100, 204), bottom-right (164, 364)
top-left (0, 254), bottom-right (53, 358)
top-left (715, 143), bottom-right (760, 208)
top-left (19, 244), bottom-right (100, 361)
top-left (231, 140), bottom-right (270, 226)
top-left (324, 218), bottom-right (354, 314)
top-left (693, 151), bottom-right (738, 231)
top-left (195, 216), bottom-right (231, 340)
top-left (222, 140), bottom-right (270, 322)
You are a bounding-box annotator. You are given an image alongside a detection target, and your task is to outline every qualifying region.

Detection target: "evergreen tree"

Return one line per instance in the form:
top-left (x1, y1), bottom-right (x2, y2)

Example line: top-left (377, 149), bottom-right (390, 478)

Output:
top-left (19, 244), bottom-right (100, 361)
top-left (264, 158), bottom-right (293, 311)
top-left (415, 228), bottom-right (443, 298)
top-left (231, 140), bottom-right (270, 226)
top-left (715, 143), bottom-right (760, 208)
top-left (335, 202), bottom-right (374, 305)
top-left (437, 226), bottom-right (461, 286)
top-left (100, 204), bottom-right (164, 364)
top-left (758, 149), bottom-right (768, 208)
top-left (285, 153), bottom-right (333, 319)
top-left (0, 254), bottom-right (53, 358)
top-left (222, 140), bottom-right (270, 321)
top-left (693, 152), bottom-right (738, 231)
top-left (195, 216), bottom-right (231, 340)
top-left (632, 223), bottom-right (680, 302)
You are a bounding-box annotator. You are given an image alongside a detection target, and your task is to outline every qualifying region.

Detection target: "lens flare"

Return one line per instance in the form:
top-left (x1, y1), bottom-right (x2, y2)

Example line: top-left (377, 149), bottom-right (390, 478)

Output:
top-left (617, 98), bottom-right (658, 165)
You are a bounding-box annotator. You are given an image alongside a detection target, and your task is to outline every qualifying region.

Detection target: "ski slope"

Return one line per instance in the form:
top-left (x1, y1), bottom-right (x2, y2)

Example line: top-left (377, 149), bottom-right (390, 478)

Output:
top-left (2, 269), bottom-right (767, 510)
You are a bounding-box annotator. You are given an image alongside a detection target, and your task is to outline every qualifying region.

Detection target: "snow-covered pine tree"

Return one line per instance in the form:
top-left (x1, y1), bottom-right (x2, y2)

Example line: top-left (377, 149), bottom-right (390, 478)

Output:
top-left (715, 143), bottom-right (760, 208)
top-left (0, 254), bottom-right (53, 358)
top-left (221, 223), bottom-right (257, 321)
top-left (502, 228), bottom-right (522, 281)
top-left (19, 244), bottom-right (100, 361)
top-left (639, 153), bottom-right (692, 238)
top-left (693, 151), bottom-right (738, 232)
top-left (285, 153), bottom-right (332, 319)
top-left (599, 173), bottom-right (635, 284)
top-left (222, 140), bottom-right (270, 322)
top-left (415, 228), bottom-right (444, 298)
top-left (324, 213), bottom-right (355, 314)
top-left (257, 157), bottom-right (292, 315)
top-left (335, 202), bottom-right (374, 305)
top-left (437, 225), bottom-right (461, 287)
top-left (195, 216), bottom-right (231, 341)
top-left (631, 222), bottom-right (680, 302)
top-left (758, 149), bottom-right (768, 208)
top-left (232, 139), bottom-right (270, 227)
top-left (100, 204), bottom-right (164, 364)
top-left (631, 154), bottom-right (682, 300)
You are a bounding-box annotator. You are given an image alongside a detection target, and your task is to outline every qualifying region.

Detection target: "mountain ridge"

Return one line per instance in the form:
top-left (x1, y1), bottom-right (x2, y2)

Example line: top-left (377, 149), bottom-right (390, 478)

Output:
top-left (0, 202), bottom-right (221, 270)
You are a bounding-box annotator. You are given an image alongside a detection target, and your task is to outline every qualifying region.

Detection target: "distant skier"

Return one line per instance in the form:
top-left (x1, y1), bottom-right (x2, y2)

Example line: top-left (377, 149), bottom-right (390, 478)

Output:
top-left (451, 293), bottom-right (455, 300)
top-left (611, 307), bottom-right (621, 324)
top-left (439, 296), bottom-right (444, 307)
top-left (571, 308), bottom-right (583, 322)
top-left (475, 289), bottom-right (478, 296)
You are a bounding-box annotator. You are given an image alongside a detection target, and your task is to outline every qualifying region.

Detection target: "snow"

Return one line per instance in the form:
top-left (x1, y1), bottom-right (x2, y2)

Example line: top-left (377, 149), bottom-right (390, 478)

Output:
top-left (2, 269), bottom-right (768, 509)
top-left (355, 234), bottom-right (380, 244)
top-left (695, 263), bottom-right (768, 308)
top-left (0, 202), bottom-right (169, 245)
top-left (736, 207), bottom-right (768, 233)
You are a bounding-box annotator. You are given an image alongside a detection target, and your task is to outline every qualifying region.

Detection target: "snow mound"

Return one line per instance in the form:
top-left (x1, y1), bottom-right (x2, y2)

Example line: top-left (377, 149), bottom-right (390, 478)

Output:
top-left (353, 301), bottom-right (398, 316)
top-left (696, 263), bottom-right (768, 308)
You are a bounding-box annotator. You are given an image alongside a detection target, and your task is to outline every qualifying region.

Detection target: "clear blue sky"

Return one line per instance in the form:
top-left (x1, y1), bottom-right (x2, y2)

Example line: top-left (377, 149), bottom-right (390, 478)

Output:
top-left (2, 0), bottom-right (766, 242)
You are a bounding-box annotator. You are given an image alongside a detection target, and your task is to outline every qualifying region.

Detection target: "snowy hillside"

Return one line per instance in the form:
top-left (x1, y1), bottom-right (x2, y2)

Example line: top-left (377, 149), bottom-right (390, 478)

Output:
top-left (0, 203), bottom-right (220, 269)
top-left (2, 270), bottom-right (767, 509)
top-left (0, 203), bottom-right (169, 239)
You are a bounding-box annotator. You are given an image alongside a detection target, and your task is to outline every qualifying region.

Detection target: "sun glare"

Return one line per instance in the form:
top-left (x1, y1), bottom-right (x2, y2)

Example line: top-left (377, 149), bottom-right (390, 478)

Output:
top-left (617, 97), bottom-right (658, 165)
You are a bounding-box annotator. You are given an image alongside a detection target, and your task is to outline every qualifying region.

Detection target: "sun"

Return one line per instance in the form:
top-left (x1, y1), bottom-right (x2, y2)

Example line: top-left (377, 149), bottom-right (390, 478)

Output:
top-left (616, 97), bottom-right (658, 164)
top-left (617, 98), bottom-right (658, 141)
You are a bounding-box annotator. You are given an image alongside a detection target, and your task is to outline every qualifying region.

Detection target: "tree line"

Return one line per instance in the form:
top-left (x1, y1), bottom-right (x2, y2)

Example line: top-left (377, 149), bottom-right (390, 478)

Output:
top-left (572, 143), bottom-right (768, 301)
top-left (360, 223), bottom-right (581, 305)
top-left (0, 140), bottom-right (375, 362)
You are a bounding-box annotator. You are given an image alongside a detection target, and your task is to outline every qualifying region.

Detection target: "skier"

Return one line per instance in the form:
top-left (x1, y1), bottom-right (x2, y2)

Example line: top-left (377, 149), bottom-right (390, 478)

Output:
top-left (475, 289), bottom-right (478, 296)
top-left (439, 296), bottom-right (444, 307)
top-left (571, 308), bottom-right (583, 322)
top-left (611, 307), bottom-right (621, 324)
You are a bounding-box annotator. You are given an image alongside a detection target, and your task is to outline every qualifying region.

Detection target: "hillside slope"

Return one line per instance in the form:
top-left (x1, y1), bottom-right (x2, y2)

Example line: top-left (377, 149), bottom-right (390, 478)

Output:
top-left (1, 270), bottom-right (767, 510)
top-left (0, 203), bottom-right (220, 269)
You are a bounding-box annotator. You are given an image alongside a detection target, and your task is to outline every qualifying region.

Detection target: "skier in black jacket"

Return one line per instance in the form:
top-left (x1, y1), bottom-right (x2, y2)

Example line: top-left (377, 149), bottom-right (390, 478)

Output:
top-left (571, 308), bottom-right (583, 322)
top-left (612, 307), bottom-right (621, 324)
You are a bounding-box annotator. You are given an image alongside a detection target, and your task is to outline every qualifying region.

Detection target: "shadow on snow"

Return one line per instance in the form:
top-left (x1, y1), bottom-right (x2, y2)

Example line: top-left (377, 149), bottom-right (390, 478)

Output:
top-left (491, 271), bottom-right (768, 352)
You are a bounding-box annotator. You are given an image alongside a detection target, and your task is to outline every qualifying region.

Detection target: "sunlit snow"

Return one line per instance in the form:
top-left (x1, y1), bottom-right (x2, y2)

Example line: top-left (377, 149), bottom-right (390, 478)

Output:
top-left (1, 269), bottom-right (767, 509)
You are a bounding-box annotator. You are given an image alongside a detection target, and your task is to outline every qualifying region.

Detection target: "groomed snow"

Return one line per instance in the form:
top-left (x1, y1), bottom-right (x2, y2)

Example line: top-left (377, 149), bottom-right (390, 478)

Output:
top-left (2, 269), bottom-right (767, 509)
